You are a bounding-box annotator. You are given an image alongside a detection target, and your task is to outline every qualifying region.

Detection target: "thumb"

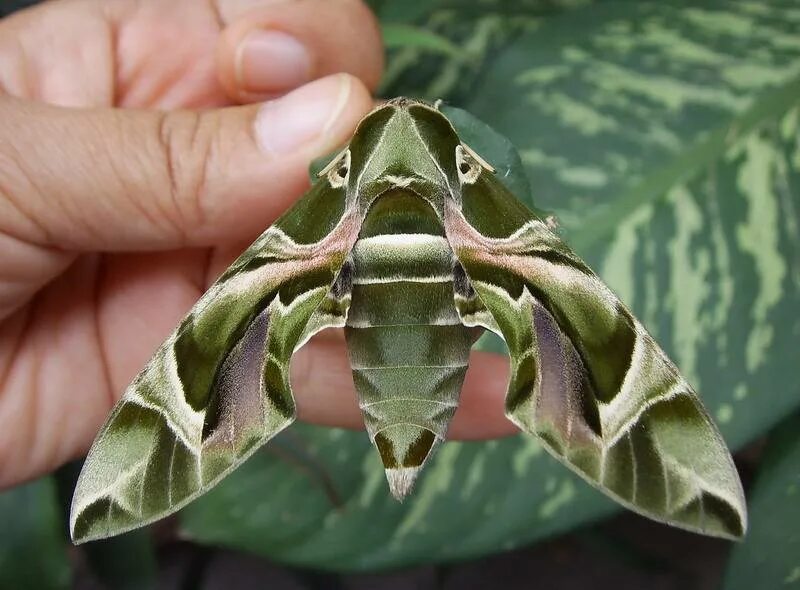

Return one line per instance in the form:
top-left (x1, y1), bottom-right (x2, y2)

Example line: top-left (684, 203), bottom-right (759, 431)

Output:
top-left (0, 74), bottom-right (372, 251)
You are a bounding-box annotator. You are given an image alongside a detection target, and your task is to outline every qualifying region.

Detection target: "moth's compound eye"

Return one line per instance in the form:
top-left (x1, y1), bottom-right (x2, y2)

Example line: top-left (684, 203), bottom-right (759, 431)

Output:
top-left (456, 143), bottom-right (495, 186)
top-left (455, 145), bottom-right (480, 184)
top-left (335, 151), bottom-right (350, 178)
top-left (317, 148), bottom-right (351, 188)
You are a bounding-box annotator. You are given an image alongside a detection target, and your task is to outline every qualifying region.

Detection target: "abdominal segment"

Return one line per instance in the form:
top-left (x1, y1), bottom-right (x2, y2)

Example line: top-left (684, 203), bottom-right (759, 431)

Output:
top-left (343, 190), bottom-right (477, 499)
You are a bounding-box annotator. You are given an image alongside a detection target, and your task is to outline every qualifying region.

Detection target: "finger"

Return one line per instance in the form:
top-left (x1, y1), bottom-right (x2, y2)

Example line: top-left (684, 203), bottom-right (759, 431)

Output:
top-left (292, 337), bottom-right (519, 440)
top-left (452, 350), bottom-right (517, 439)
top-left (0, 74), bottom-right (373, 251)
top-left (0, 249), bottom-right (210, 488)
top-left (216, 0), bottom-right (383, 102)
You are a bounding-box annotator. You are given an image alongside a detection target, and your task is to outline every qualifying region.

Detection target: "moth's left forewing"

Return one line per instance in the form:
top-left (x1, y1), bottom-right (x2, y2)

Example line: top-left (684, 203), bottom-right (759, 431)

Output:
top-left (70, 172), bottom-right (360, 543)
top-left (444, 162), bottom-right (747, 539)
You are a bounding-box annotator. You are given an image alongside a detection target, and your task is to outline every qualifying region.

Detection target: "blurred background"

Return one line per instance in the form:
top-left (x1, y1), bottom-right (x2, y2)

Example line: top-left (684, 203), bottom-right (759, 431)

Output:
top-left (1, 0), bottom-right (798, 588)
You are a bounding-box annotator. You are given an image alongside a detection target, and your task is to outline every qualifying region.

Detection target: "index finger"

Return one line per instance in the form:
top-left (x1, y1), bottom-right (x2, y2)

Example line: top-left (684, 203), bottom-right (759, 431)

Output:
top-left (292, 334), bottom-right (519, 440)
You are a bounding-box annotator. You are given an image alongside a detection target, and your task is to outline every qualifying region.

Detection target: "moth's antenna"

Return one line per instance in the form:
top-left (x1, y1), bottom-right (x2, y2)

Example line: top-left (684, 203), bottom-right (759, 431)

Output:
top-left (316, 146), bottom-right (349, 177)
top-left (462, 143), bottom-right (495, 173)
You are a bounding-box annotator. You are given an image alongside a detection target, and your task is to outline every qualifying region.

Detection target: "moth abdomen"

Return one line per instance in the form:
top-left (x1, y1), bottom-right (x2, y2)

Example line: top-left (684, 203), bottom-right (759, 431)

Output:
top-left (344, 190), bottom-right (474, 499)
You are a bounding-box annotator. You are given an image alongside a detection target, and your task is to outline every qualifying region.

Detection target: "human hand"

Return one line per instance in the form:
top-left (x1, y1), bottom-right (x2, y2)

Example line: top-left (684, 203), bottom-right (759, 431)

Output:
top-left (0, 0), bottom-right (516, 489)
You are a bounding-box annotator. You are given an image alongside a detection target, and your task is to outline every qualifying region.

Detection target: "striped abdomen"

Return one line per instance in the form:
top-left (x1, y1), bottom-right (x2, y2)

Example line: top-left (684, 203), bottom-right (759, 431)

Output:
top-left (344, 190), bottom-right (475, 498)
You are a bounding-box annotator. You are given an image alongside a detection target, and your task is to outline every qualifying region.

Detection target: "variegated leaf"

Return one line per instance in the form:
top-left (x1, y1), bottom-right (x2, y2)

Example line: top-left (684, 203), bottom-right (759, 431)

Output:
top-left (723, 412), bottom-right (800, 590)
top-left (0, 478), bottom-right (69, 589)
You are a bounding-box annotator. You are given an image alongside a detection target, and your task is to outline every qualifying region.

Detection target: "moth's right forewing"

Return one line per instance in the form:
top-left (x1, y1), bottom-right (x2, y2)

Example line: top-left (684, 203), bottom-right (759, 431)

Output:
top-left (70, 178), bottom-right (360, 543)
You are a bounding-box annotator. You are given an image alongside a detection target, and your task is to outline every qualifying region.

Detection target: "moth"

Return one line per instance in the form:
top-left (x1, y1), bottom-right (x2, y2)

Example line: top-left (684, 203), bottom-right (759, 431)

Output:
top-left (71, 98), bottom-right (746, 543)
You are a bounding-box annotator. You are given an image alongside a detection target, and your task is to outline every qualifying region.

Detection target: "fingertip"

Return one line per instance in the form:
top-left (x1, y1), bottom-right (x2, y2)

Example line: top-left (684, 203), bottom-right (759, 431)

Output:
top-left (252, 73), bottom-right (373, 158)
top-left (320, 73), bottom-right (374, 150)
top-left (216, 0), bottom-right (383, 104)
top-left (341, 0), bottom-right (384, 91)
top-left (181, 73), bottom-right (372, 247)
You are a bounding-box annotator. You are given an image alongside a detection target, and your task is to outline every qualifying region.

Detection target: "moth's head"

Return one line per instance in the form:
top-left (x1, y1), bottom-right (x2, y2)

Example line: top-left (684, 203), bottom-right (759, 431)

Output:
top-left (318, 98), bottom-right (493, 216)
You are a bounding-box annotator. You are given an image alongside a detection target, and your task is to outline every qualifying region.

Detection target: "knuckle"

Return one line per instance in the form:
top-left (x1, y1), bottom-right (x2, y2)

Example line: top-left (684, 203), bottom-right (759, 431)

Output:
top-left (0, 139), bottom-right (51, 244)
top-left (154, 110), bottom-right (218, 242)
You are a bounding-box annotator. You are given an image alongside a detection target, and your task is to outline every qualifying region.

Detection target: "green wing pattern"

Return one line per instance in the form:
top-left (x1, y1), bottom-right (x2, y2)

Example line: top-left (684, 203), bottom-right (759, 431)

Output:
top-left (70, 98), bottom-right (747, 543)
top-left (70, 181), bottom-right (359, 543)
top-left (445, 170), bottom-right (747, 539)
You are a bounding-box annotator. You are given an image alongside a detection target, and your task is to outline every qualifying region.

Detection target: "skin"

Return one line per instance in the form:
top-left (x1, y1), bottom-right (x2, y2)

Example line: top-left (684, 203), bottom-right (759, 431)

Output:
top-left (0, 0), bottom-right (515, 490)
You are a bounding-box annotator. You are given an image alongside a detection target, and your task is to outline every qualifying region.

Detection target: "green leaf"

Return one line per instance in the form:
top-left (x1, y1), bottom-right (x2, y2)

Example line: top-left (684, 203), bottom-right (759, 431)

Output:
top-left (181, 426), bottom-right (618, 571)
top-left (723, 413), bottom-right (800, 589)
top-left (382, 24), bottom-right (466, 60)
top-left (79, 532), bottom-right (158, 590)
top-left (181, 0), bottom-right (800, 571)
top-left (0, 477), bottom-right (70, 590)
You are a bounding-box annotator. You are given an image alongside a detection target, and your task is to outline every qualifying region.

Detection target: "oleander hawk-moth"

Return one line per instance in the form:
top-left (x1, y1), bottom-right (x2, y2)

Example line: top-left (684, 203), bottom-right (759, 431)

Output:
top-left (71, 98), bottom-right (747, 543)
